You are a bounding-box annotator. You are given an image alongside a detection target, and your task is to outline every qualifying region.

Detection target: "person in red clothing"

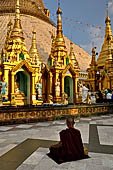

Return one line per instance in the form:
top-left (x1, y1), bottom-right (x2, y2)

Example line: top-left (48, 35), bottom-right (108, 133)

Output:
top-left (47, 116), bottom-right (89, 164)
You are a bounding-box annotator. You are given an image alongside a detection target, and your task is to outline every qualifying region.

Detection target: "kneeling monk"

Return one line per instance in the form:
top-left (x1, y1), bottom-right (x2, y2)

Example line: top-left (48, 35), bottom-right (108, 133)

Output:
top-left (47, 116), bottom-right (89, 164)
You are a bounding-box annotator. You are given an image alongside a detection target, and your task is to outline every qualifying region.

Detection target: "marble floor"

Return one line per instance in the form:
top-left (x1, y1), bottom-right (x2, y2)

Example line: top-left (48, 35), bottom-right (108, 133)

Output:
top-left (0, 114), bottom-right (113, 170)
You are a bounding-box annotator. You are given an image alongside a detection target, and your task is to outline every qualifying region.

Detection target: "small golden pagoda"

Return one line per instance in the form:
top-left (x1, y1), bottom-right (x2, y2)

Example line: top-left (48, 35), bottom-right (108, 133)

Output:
top-left (87, 7), bottom-right (113, 92)
top-left (86, 47), bottom-right (98, 92)
top-left (69, 40), bottom-right (80, 70)
top-left (97, 7), bottom-right (113, 91)
top-left (0, 0), bottom-right (42, 106)
top-left (42, 3), bottom-right (80, 104)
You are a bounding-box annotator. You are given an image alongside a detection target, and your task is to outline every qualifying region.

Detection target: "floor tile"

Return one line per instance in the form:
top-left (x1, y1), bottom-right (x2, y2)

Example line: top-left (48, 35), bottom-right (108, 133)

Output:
top-left (0, 126), bottom-right (13, 131)
top-left (97, 126), bottom-right (113, 145)
top-left (16, 125), bottom-right (33, 129)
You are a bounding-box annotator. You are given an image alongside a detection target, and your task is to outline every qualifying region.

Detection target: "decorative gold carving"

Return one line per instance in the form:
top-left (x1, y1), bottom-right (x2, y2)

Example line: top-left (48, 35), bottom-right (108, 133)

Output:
top-left (12, 60), bottom-right (34, 73)
top-left (29, 30), bottom-right (42, 65)
top-left (61, 63), bottom-right (76, 75)
top-left (69, 40), bottom-right (80, 70)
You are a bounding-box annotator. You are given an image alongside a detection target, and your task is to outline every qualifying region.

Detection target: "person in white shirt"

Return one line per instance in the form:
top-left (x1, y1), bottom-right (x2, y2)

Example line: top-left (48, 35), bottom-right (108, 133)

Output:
top-left (106, 89), bottom-right (112, 100)
top-left (82, 83), bottom-right (89, 103)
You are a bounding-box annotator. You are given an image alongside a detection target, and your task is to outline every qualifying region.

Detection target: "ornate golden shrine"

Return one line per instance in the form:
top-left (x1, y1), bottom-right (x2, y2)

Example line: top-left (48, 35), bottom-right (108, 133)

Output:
top-left (42, 5), bottom-right (80, 104)
top-left (86, 47), bottom-right (98, 92)
top-left (87, 8), bottom-right (113, 92)
top-left (0, 0), bottom-right (42, 106)
top-left (0, 0), bottom-right (80, 106)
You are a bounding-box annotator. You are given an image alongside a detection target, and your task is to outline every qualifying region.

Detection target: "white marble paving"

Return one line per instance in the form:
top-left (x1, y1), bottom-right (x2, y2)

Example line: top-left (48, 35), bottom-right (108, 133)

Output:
top-left (36, 147), bottom-right (49, 153)
top-left (35, 122), bottom-right (51, 127)
top-left (16, 164), bottom-right (36, 170)
top-left (52, 121), bottom-right (66, 125)
top-left (76, 124), bottom-right (89, 143)
top-left (91, 116), bottom-right (101, 120)
top-left (0, 115), bottom-right (113, 170)
top-left (95, 120), bottom-right (103, 124)
top-left (0, 144), bottom-right (17, 157)
top-left (80, 118), bottom-right (92, 121)
top-left (23, 147), bottom-right (49, 165)
top-left (34, 155), bottom-right (56, 170)
top-left (17, 152), bottom-right (113, 170)
top-left (89, 121), bottom-right (97, 124)
top-left (100, 118), bottom-right (113, 125)
top-left (16, 124), bottom-right (33, 129)
top-left (101, 115), bottom-right (111, 118)
top-left (0, 126), bottom-right (13, 131)
top-left (97, 126), bottom-right (113, 145)
top-left (0, 139), bottom-right (6, 143)
top-left (23, 152), bottom-right (45, 165)
top-left (69, 159), bottom-right (87, 170)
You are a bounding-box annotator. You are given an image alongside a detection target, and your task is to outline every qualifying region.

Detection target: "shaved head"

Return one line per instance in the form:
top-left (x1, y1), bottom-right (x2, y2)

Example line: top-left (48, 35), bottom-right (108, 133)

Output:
top-left (66, 116), bottom-right (75, 128)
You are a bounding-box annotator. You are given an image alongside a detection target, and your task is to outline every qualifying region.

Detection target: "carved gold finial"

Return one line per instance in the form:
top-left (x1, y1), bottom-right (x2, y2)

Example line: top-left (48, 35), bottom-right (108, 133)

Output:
top-left (57, 0), bottom-right (62, 14)
top-left (58, 0), bottom-right (60, 8)
top-left (7, 19), bottom-right (12, 32)
top-left (70, 40), bottom-right (75, 60)
top-left (29, 30), bottom-right (42, 65)
top-left (91, 47), bottom-right (97, 65)
top-left (15, 0), bottom-right (20, 20)
top-left (70, 40), bottom-right (73, 54)
top-left (69, 40), bottom-right (79, 69)
top-left (106, 2), bottom-right (108, 15)
top-left (32, 29), bottom-right (37, 49)
top-left (104, 2), bottom-right (112, 42)
top-left (13, 0), bottom-right (22, 30)
top-left (11, 0), bottom-right (24, 39)
top-left (56, 0), bottom-right (62, 36)
top-left (105, 1), bottom-right (110, 23)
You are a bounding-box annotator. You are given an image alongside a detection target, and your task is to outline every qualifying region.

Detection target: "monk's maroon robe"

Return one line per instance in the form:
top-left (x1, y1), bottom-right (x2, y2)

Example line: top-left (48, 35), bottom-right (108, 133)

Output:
top-left (48, 127), bottom-right (89, 164)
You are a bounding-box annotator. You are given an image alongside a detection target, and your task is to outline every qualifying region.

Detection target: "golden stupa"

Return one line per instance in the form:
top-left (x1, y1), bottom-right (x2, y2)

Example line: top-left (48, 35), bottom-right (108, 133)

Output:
top-left (87, 7), bottom-right (113, 92)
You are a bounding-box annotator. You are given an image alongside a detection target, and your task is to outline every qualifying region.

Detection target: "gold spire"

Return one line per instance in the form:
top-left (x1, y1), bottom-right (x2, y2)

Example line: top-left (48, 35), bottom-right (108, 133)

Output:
top-left (91, 47), bottom-right (97, 66)
top-left (69, 40), bottom-right (79, 69)
top-left (2, 0), bottom-right (29, 63)
top-left (105, 2), bottom-right (110, 23)
top-left (49, 0), bottom-right (67, 68)
top-left (29, 30), bottom-right (42, 65)
top-left (97, 5), bottom-right (113, 66)
top-left (70, 40), bottom-right (74, 59)
top-left (56, 0), bottom-right (63, 37)
top-left (105, 3), bottom-right (112, 42)
top-left (11, 0), bottom-right (24, 39)
top-left (16, 0), bottom-right (20, 20)
top-left (31, 29), bottom-right (37, 49)
top-left (5, 19), bottom-right (12, 47)
top-left (54, 1), bottom-right (67, 54)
